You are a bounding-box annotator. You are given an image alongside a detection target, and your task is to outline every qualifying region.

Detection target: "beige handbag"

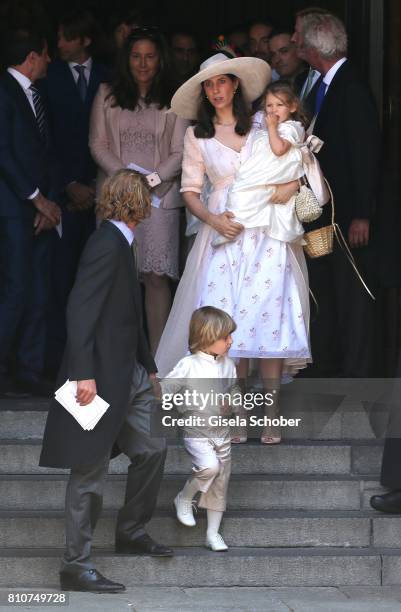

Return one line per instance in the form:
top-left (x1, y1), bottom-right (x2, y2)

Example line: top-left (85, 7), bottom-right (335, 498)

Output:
top-left (303, 180), bottom-right (375, 300)
top-left (303, 179), bottom-right (334, 258)
top-left (295, 184), bottom-right (322, 223)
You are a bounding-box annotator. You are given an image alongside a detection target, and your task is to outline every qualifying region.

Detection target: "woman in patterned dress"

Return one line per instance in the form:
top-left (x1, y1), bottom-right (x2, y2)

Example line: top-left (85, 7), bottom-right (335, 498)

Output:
top-left (89, 28), bottom-right (189, 354)
top-left (155, 52), bottom-right (311, 443)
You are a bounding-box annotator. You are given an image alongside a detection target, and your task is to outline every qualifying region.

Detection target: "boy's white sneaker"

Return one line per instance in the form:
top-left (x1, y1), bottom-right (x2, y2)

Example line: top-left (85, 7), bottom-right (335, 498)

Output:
top-left (205, 533), bottom-right (228, 551)
top-left (174, 493), bottom-right (196, 527)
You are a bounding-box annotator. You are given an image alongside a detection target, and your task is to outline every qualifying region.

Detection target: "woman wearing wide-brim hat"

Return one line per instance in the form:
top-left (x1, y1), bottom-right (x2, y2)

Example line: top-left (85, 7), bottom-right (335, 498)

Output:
top-left (156, 50), bottom-right (311, 443)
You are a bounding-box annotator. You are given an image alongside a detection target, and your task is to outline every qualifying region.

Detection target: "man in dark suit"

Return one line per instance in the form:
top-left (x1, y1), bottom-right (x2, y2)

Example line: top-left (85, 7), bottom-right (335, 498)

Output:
top-left (42, 9), bottom-right (110, 373)
top-left (292, 11), bottom-right (380, 377)
top-left (0, 29), bottom-right (61, 396)
top-left (40, 170), bottom-right (172, 593)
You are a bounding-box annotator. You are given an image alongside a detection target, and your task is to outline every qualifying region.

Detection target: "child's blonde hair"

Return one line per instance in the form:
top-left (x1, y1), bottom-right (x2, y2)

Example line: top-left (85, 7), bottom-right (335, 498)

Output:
top-left (189, 306), bottom-right (237, 353)
top-left (263, 81), bottom-right (309, 127)
top-left (96, 169), bottom-right (151, 224)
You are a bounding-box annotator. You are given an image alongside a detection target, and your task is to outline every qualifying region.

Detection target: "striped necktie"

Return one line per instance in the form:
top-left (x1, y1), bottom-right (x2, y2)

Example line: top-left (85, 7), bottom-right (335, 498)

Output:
top-left (74, 65), bottom-right (88, 101)
top-left (29, 84), bottom-right (47, 143)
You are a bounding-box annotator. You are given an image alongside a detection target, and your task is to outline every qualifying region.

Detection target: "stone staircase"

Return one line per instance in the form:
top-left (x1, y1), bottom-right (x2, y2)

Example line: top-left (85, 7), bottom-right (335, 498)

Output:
top-left (1, 397), bottom-right (401, 588)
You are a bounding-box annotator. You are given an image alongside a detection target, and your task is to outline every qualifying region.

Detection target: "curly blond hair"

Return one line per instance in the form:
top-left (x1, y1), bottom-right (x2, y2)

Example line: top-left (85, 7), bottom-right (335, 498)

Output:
top-left (96, 169), bottom-right (151, 224)
top-left (189, 306), bottom-right (237, 353)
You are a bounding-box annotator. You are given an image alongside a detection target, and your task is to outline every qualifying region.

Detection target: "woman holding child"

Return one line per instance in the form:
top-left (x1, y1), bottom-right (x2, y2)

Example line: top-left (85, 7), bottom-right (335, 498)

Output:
top-left (156, 50), bottom-right (311, 444)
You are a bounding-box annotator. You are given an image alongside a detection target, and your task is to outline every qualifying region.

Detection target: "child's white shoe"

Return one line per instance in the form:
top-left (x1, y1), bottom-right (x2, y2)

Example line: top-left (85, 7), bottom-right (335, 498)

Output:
top-left (205, 532), bottom-right (228, 551)
top-left (174, 492), bottom-right (196, 527)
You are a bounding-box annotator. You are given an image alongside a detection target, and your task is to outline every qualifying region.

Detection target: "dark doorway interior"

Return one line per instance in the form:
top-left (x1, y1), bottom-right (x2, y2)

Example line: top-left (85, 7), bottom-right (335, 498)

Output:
top-left (0, 0), bottom-right (399, 374)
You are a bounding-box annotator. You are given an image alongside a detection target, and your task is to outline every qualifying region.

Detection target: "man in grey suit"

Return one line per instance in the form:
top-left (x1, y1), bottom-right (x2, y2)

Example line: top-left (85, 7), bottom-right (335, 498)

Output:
top-left (40, 170), bottom-right (172, 593)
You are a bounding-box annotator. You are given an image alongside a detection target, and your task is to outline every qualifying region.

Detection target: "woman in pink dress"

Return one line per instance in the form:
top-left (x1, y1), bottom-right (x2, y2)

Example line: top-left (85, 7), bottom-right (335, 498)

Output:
top-left (89, 28), bottom-right (188, 353)
top-left (156, 52), bottom-right (311, 443)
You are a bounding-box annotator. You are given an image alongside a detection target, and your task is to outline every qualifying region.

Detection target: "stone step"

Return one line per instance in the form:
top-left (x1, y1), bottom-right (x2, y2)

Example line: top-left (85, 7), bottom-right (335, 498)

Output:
top-left (0, 440), bottom-right (383, 476)
top-left (0, 405), bottom-right (381, 440)
top-left (0, 475), bottom-right (373, 512)
top-left (0, 510), bottom-right (382, 549)
top-left (0, 547), bottom-right (390, 587)
top-left (0, 399), bottom-right (49, 413)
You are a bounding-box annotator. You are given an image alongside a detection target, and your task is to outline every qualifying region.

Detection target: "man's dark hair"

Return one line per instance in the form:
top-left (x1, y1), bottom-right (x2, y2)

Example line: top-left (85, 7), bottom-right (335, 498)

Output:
top-left (59, 9), bottom-right (100, 49)
top-left (247, 18), bottom-right (275, 32)
top-left (268, 28), bottom-right (293, 41)
top-left (169, 27), bottom-right (199, 45)
top-left (2, 28), bottom-right (46, 66)
top-left (109, 8), bottom-right (143, 33)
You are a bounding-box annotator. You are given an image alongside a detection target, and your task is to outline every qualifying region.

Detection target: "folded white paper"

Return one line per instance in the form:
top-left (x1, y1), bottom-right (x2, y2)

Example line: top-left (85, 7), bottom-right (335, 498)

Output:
top-left (126, 162), bottom-right (161, 208)
top-left (55, 380), bottom-right (109, 430)
top-left (55, 217), bottom-right (62, 238)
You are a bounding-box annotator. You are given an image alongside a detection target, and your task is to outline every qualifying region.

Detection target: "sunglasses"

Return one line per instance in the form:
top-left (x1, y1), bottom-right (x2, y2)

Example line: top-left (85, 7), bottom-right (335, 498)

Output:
top-left (128, 26), bottom-right (161, 40)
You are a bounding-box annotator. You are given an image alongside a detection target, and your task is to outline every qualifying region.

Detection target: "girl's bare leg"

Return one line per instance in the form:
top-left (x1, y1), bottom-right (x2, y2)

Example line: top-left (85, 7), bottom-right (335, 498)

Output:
top-left (258, 358), bottom-right (284, 444)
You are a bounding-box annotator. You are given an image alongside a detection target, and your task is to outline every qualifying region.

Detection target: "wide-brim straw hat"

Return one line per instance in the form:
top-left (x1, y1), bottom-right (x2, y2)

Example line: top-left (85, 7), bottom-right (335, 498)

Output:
top-left (170, 53), bottom-right (272, 119)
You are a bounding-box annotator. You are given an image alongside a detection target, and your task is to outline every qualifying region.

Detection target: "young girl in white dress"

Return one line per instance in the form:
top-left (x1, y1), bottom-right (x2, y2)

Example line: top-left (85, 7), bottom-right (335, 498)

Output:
top-left (159, 306), bottom-right (238, 551)
top-left (212, 82), bottom-right (308, 247)
top-left (156, 52), bottom-right (311, 445)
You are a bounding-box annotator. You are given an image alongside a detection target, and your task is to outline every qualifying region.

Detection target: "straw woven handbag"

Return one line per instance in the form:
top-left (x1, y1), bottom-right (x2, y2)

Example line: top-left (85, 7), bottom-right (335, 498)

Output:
top-left (303, 180), bottom-right (375, 300)
top-left (303, 180), bottom-right (334, 258)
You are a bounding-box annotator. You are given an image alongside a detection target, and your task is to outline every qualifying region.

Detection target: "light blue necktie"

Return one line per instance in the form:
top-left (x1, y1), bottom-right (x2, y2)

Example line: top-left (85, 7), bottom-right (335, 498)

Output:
top-left (301, 68), bottom-right (317, 100)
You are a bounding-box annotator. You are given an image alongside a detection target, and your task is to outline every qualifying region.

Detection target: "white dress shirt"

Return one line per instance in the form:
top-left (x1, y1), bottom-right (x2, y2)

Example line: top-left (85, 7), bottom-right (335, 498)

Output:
top-left (68, 57), bottom-right (92, 85)
top-left (322, 57), bottom-right (347, 95)
top-left (7, 67), bottom-right (35, 113)
top-left (108, 220), bottom-right (135, 245)
top-left (7, 68), bottom-right (40, 199)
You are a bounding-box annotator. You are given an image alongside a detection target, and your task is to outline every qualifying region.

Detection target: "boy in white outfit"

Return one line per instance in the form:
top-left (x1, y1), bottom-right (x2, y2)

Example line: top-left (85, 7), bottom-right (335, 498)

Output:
top-left (159, 306), bottom-right (239, 551)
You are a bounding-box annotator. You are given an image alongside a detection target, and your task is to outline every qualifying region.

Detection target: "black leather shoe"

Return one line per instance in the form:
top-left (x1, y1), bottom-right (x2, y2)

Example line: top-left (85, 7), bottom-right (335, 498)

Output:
top-left (60, 569), bottom-right (125, 593)
top-left (370, 490), bottom-right (401, 513)
top-left (115, 533), bottom-right (174, 557)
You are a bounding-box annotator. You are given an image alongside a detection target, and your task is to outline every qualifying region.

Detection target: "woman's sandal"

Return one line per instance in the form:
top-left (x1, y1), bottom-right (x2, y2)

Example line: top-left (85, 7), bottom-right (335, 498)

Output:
top-left (231, 425), bottom-right (248, 444)
top-left (260, 431), bottom-right (281, 445)
top-left (231, 434), bottom-right (247, 444)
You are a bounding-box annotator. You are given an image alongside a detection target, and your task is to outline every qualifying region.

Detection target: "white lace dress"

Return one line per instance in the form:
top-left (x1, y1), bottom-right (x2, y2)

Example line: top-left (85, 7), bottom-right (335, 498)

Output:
top-left (156, 124), bottom-right (311, 376)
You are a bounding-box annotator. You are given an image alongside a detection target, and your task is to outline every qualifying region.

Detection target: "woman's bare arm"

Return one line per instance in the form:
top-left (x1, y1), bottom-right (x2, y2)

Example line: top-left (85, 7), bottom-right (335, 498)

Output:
top-left (183, 191), bottom-right (243, 239)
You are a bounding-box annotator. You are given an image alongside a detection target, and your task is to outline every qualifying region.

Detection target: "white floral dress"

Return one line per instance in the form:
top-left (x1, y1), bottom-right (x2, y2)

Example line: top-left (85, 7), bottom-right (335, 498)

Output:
top-left (156, 124), bottom-right (311, 375)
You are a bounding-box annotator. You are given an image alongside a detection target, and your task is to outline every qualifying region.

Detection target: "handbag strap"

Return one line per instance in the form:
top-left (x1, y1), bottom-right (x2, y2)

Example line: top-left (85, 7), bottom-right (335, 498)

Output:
top-left (324, 179), bottom-right (375, 301)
